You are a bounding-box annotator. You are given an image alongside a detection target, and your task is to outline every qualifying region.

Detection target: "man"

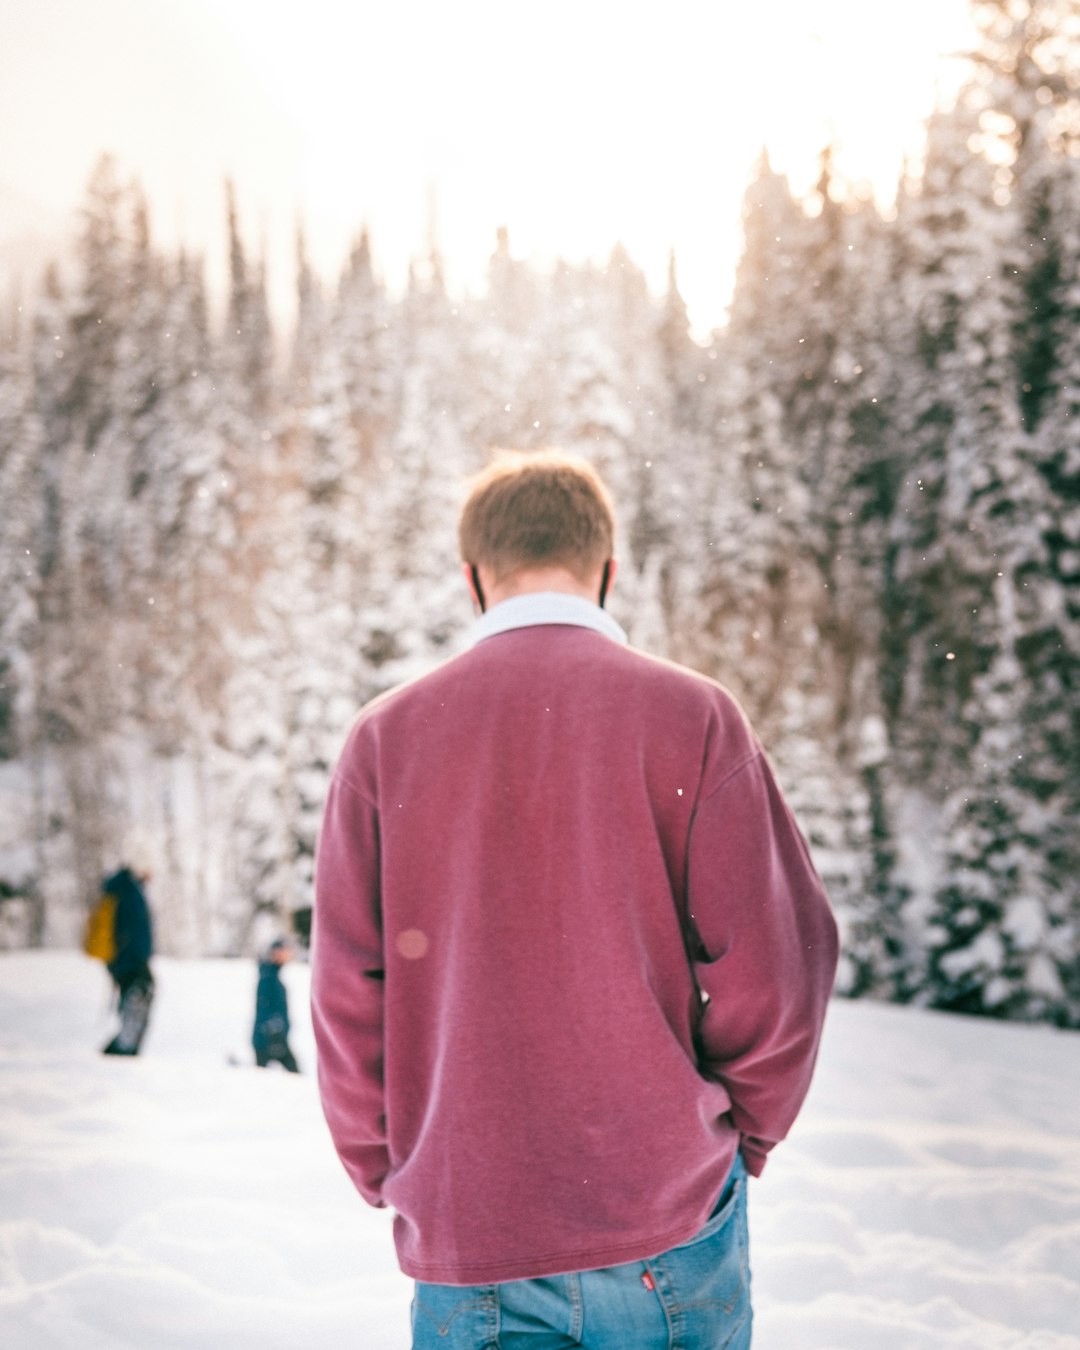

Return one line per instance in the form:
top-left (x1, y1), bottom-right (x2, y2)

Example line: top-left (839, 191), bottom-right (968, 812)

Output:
top-left (100, 855), bottom-right (155, 1056)
top-left (313, 452), bottom-right (838, 1348)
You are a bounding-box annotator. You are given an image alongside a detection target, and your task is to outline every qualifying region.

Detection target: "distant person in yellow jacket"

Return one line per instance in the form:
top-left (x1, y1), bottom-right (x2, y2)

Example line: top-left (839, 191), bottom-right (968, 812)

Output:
top-left (86, 837), bottom-right (156, 1056)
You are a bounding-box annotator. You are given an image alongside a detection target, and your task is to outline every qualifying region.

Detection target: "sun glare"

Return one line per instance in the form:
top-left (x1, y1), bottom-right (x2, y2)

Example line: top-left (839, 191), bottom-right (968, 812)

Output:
top-left (200, 0), bottom-right (976, 332)
top-left (0, 0), bottom-right (977, 334)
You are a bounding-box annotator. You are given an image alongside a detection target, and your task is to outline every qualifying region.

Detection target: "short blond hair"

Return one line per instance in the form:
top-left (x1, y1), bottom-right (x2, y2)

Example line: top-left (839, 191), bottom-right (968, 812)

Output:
top-left (458, 451), bottom-right (616, 582)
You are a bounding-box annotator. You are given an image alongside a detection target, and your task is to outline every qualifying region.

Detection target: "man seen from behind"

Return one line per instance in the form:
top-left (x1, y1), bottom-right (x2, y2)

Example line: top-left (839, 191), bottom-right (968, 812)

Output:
top-left (312, 451), bottom-right (839, 1349)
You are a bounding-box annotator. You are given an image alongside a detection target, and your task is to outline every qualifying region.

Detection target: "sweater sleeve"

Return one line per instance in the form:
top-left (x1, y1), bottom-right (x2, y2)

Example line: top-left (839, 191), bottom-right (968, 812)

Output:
top-left (686, 752), bottom-right (839, 1177)
top-left (311, 771), bottom-right (389, 1208)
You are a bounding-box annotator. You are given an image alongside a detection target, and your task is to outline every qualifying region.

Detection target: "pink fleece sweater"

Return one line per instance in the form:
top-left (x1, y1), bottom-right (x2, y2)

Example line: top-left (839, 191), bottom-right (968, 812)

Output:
top-left (312, 620), bottom-right (838, 1285)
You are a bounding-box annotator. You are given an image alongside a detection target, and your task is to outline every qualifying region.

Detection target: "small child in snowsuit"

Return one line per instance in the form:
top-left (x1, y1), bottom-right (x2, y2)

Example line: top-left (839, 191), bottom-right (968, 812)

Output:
top-left (252, 939), bottom-right (299, 1072)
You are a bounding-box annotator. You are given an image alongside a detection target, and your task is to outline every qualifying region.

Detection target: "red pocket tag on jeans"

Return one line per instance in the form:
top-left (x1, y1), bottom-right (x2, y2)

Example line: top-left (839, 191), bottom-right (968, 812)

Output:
top-left (641, 1270), bottom-right (656, 1291)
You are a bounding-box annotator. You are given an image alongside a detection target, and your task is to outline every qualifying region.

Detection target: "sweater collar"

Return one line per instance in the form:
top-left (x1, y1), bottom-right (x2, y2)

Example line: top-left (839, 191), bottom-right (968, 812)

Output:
top-left (470, 592), bottom-right (628, 646)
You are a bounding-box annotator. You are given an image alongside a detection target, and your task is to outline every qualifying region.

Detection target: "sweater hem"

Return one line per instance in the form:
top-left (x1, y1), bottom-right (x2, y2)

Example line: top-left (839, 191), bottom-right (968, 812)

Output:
top-left (398, 1214), bottom-right (718, 1286)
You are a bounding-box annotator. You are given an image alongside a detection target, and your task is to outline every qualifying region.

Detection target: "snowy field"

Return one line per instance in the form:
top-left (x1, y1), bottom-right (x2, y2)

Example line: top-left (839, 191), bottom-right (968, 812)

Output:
top-left (1, 953), bottom-right (1078, 1350)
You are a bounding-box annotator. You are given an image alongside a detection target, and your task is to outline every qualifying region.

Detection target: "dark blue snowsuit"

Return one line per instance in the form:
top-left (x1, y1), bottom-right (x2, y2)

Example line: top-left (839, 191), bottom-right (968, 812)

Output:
top-left (252, 958), bottom-right (299, 1072)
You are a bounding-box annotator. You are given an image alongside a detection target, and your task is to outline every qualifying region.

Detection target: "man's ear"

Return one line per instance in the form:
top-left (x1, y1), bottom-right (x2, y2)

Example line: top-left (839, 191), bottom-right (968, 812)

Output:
top-left (463, 563), bottom-right (486, 614)
top-left (599, 558), bottom-right (617, 608)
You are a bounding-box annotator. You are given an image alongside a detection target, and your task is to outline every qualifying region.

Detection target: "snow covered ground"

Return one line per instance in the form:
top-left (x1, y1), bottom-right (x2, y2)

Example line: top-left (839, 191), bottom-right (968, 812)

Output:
top-left (1, 952), bottom-right (1078, 1349)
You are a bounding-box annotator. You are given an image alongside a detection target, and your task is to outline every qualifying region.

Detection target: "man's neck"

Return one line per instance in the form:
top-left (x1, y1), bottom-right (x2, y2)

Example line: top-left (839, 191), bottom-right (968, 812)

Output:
top-left (486, 567), bottom-right (599, 608)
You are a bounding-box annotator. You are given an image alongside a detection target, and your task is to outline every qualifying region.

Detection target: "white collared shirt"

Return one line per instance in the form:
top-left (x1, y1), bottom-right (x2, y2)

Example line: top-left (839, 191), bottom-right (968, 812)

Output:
top-left (469, 592), bottom-right (628, 647)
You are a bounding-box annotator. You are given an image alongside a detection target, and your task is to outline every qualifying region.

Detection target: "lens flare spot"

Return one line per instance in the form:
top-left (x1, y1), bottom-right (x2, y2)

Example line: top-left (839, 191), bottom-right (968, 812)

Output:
top-left (397, 929), bottom-right (429, 960)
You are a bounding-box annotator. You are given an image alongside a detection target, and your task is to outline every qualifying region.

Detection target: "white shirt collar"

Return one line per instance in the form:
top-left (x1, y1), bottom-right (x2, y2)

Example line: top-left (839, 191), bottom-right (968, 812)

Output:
top-left (470, 592), bottom-right (628, 646)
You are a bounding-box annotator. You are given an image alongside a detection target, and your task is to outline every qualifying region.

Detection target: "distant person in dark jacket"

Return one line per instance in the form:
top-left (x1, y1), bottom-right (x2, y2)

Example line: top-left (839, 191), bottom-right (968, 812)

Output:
top-left (101, 861), bottom-right (155, 1056)
top-left (253, 939), bottom-right (300, 1072)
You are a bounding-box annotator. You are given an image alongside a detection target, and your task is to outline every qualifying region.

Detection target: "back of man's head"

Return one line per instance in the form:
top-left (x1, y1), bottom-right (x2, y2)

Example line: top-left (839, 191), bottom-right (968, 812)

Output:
top-left (458, 450), bottom-right (616, 584)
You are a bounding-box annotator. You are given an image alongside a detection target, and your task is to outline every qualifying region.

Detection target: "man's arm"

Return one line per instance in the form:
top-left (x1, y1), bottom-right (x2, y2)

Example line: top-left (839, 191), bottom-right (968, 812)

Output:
top-left (311, 772), bottom-right (389, 1207)
top-left (687, 751), bottom-right (839, 1176)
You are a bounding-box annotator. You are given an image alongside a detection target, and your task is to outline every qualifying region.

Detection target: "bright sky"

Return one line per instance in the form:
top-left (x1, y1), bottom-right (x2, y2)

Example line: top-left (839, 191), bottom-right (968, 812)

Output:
top-left (0, 0), bottom-right (976, 334)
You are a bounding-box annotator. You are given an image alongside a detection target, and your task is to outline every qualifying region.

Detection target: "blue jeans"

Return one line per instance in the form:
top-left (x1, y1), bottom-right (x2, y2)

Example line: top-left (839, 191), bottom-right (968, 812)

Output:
top-left (411, 1153), bottom-right (751, 1349)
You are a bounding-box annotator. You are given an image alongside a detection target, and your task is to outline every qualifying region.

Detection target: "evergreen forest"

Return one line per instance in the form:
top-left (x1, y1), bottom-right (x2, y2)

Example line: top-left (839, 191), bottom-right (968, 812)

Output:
top-left (1, 0), bottom-right (1078, 1025)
